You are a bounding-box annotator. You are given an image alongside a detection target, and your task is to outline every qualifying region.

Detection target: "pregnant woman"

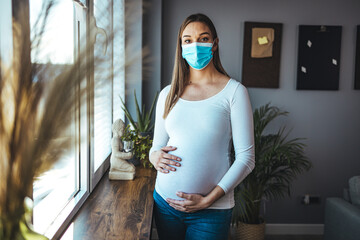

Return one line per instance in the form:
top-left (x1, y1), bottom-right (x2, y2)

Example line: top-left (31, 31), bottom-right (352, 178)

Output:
top-left (149, 13), bottom-right (255, 240)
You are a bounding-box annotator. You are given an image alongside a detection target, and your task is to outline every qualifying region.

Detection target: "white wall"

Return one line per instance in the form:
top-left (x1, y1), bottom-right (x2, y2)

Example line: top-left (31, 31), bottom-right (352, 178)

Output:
top-left (161, 0), bottom-right (360, 223)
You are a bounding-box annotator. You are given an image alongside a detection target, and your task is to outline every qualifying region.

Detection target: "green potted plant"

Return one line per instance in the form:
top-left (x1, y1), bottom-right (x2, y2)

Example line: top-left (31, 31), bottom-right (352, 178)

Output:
top-left (121, 126), bottom-right (153, 169)
top-left (133, 134), bottom-right (153, 169)
top-left (120, 90), bottom-right (159, 137)
top-left (231, 103), bottom-right (312, 240)
top-left (120, 91), bottom-right (158, 168)
top-left (121, 124), bottom-right (137, 153)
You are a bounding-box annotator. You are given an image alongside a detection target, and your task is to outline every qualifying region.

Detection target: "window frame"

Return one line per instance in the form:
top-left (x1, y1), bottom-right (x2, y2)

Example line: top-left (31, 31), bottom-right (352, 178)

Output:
top-left (2, 0), bottom-right (125, 238)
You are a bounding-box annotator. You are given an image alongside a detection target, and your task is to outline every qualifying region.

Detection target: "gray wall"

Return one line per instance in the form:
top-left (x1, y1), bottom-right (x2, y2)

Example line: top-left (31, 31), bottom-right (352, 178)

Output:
top-left (126, 0), bottom-right (162, 119)
top-left (160, 0), bottom-right (360, 223)
top-left (143, 0), bottom-right (162, 111)
top-left (125, 0), bottom-right (143, 119)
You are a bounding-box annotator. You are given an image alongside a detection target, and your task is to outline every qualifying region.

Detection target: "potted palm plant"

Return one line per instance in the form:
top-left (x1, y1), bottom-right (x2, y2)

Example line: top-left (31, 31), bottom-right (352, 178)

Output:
top-left (231, 103), bottom-right (312, 240)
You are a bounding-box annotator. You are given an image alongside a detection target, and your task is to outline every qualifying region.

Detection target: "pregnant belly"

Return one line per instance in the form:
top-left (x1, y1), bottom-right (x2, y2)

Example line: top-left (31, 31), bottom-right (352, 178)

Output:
top-left (156, 143), bottom-right (228, 200)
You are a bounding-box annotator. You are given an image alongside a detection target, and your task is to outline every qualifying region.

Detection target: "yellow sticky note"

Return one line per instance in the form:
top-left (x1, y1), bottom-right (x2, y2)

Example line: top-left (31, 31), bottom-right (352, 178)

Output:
top-left (258, 36), bottom-right (268, 45)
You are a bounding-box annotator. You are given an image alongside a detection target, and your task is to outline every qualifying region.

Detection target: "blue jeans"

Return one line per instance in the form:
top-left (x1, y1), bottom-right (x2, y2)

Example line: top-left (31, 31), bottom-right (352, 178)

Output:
top-left (153, 190), bottom-right (232, 240)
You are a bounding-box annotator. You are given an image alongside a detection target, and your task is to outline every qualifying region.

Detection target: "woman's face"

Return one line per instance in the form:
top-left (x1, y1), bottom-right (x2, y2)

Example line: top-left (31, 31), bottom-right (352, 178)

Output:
top-left (181, 21), bottom-right (214, 45)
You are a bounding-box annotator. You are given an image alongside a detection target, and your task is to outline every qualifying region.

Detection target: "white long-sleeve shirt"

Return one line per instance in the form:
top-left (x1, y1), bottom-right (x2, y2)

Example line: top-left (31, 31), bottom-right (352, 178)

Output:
top-left (149, 78), bottom-right (255, 209)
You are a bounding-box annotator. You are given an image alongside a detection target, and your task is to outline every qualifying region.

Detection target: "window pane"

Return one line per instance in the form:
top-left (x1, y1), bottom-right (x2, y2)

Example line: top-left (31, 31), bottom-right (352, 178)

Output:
top-left (30, 0), bottom-right (74, 64)
top-left (30, 0), bottom-right (78, 234)
top-left (113, 0), bottom-right (125, 122)
top-left (93, 0), bottom-right (112, 171)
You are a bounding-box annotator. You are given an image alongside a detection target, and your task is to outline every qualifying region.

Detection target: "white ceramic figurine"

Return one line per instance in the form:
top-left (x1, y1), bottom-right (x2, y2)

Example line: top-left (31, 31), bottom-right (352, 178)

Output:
top-left (109, 119), bottom-right (135, 180)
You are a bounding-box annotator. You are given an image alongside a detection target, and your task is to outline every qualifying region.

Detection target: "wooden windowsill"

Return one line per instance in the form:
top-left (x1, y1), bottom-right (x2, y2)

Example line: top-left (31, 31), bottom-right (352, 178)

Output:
top-left (61, 167), bottom-right (157, 240)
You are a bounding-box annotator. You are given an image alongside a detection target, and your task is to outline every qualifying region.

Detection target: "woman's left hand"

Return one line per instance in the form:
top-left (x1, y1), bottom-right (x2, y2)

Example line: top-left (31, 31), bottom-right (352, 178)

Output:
top-left (166, 192), bottom-right (212, 213)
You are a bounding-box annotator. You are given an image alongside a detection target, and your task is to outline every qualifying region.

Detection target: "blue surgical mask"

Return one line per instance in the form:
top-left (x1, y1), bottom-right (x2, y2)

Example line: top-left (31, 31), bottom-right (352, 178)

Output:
top-left (182, 42), bottom-right (213, 70)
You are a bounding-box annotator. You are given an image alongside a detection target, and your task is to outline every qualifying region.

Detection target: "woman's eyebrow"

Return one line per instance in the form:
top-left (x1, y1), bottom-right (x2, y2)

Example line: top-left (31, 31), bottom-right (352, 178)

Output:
top-left (199, 32), bottom-right (210, 36)
top-left (182, 32), bottom-right (210, 38)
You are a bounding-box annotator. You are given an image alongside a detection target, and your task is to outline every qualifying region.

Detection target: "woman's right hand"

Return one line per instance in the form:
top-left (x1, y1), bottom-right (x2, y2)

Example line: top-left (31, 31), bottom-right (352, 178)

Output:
top-left (150, 146), bottom-right (181, 173)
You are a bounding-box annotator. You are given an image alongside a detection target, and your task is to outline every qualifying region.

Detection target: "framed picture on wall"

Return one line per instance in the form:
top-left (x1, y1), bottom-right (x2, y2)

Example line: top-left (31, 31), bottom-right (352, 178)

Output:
top-left (241, 22), bottom-right (283, 88)
top-left (355, 25), bottom-right (360, 90)
top-left (296, 25), bottom-right (342, 90)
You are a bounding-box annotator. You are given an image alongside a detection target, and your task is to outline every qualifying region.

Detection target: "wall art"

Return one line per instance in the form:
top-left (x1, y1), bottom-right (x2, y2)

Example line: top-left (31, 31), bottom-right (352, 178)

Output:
top-left (296, 25), bottom-right (342, 90)
top-left (242, 21), bottom-right (283, 88)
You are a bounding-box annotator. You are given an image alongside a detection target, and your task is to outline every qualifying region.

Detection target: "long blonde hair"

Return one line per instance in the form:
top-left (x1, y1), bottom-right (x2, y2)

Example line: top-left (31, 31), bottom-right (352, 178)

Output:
top-left (163, 13), bottom-right (229, 118)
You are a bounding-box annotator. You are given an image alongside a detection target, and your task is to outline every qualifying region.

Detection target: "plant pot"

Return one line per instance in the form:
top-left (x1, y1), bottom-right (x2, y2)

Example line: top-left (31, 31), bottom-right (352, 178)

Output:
top-left (231, 220), bottom-right (265, 240)
top-left (123, 140), bottom-right (134, 153)
top-left (128, 155), bottom-right (140, 166)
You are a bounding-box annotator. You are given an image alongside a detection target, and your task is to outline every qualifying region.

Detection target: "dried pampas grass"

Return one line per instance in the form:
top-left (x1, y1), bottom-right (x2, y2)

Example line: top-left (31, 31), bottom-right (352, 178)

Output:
top-left (0, 0), bottom-right (146, 239)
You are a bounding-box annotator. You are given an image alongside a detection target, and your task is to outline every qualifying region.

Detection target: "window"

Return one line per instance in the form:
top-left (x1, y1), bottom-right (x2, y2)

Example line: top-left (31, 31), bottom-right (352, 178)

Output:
top-left (90, 0), bottom-right (125, 190)
top-left (27, 0), bottom-right (125, 238)
top-left (113, 0), bottom-right (125, 122)
top-left (93, 0), bottom-right (113, 178)
top-left (30, 0), bottom-right (79, 235)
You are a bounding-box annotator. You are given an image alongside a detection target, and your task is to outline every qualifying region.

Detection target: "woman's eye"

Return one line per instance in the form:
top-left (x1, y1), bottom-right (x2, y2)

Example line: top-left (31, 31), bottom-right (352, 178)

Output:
top-left (184, 39), bottom-right (191, 44)
top-left (201, 37), bottom-right (209, 42)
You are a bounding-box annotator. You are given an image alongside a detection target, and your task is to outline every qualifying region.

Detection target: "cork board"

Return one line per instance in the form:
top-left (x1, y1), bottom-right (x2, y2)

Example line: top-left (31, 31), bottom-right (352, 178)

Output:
top-left (242, 22), bottom-right (283, 88)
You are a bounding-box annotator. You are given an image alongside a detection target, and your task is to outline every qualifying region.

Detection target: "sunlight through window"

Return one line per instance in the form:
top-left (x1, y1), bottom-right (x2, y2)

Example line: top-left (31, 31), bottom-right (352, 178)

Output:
top-left (30, 0), bottom-right (78, 235)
